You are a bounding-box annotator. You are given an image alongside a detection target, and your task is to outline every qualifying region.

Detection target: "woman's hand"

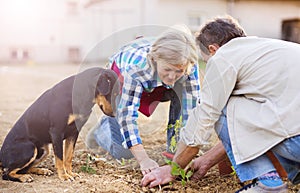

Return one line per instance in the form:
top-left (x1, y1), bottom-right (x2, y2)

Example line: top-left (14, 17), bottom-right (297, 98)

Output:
top-left (130, 144), bottom-right (159, 175)
top-left (141, 165), bottom-right (175, 187)
top-left (139, 158), bottom-right (159, 175)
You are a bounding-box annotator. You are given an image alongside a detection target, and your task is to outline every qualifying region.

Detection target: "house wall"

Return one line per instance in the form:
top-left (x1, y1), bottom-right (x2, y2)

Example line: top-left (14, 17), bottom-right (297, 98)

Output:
top-left (143, 0), bottom-right (227, 27)
top-left (82, 0), bottom-right (229, 63)
top-left (0, 0), bottom-right (90, 64)
top-left (230, 0), bottom-right (300, 38)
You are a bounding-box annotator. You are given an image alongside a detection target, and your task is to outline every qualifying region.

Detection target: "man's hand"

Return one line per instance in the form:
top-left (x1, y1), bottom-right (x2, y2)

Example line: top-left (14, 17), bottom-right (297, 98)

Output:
top-left (190, 156), bottom-right (211, 180)
top-left (141, 165), bottom-right (175, 187)
top-left (130, 144), bottom-right (159, 175)
top-left (191, 141), bottom-right (227, 180)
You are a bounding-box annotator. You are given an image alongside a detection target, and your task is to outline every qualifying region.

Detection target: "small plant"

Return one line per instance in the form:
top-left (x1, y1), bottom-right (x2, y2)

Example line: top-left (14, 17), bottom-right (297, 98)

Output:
top-left (117, 157), bottom-right (131, 166)
top-left (167, 116), bottom-right (183, 153)
top-left (80, 153), bottom-right (96, 174)
top-left (121, 158), bottom-right (126, 166)
top-left (165, 159), bottom-right (193, 186)
top-left (230, 166), bottom-right (236, 176)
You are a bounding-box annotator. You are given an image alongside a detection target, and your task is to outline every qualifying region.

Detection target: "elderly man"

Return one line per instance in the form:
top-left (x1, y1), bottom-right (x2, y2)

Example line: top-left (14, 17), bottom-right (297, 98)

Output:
top-left (142, 15), bottom-right (300, 193)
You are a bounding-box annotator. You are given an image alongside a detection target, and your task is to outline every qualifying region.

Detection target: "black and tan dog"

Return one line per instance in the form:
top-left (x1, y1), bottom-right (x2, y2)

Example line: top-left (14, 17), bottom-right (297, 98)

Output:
top-left (0, 67), bottom-right (119, 182)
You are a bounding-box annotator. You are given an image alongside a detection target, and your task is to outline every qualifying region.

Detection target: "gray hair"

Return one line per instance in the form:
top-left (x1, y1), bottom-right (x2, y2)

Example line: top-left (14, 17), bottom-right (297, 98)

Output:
top-left (148, 25), bottom-right (198, 75)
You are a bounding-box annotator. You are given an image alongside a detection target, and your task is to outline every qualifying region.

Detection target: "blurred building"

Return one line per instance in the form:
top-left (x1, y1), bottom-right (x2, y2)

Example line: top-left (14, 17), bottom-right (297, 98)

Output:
top-left (0, 0), bottom-right (299, 64)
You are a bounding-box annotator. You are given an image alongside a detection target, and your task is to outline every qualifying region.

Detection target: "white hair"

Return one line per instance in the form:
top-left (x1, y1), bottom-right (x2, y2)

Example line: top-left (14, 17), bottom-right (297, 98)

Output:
top-left (148, 25), bottom-right (198, 75)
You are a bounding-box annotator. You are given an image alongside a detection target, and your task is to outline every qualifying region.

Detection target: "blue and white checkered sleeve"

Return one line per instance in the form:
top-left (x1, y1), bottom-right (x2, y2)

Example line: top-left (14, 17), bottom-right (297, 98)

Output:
top-left (112, 40), bottom-right (151, 149)
top-left (117, 72), bottom-right (144, 149)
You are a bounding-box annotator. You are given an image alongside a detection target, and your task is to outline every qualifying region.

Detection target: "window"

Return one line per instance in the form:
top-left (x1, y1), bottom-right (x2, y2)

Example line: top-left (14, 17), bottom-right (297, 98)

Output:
top-left (23, 50), bottom-right (29, 59)
top-left (68, 47), bottom-right (81, 63)
top-left (10, 48), bottom-right (30, 61)
top-left (282, 19), bottom-right (300, 44)
top-left (188, 16), bottom-right (202, 27)
top-left (66, 1), bottom-right (78, 16)
top-left (11, 49), bottom-right (18, 60)
top-left (188, 14), bottom-right (203, 33)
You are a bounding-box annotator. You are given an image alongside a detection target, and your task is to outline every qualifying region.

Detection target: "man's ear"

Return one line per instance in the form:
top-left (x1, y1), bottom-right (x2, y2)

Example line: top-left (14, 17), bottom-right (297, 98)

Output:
top-left (208, 44), bottom-right (220, 55)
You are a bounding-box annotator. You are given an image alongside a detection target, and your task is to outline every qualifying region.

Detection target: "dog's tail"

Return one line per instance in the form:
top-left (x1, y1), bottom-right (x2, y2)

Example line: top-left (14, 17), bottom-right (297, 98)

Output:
top-left (0, 157), bottom-right (22, 182)
top-left (0, 147), bottom-right (2, 168)
top-left (0, 151), bottom-right (24, 182)
top-left (0, 153), bottom-right (2, 168)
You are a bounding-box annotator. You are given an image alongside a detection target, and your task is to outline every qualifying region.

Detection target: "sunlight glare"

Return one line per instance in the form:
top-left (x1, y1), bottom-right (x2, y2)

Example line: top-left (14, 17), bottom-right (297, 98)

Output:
top-left (2, 0), bottom-right (41, 26)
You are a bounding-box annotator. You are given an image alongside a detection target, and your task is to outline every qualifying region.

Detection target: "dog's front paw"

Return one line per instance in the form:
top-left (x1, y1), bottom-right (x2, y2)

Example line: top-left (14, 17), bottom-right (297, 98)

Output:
top-left (67, 171), bottom-right (80, 179)
top-left (58, 173), bottom-right (75, 181)
top-left (19, 174), bottom-right (34, 183)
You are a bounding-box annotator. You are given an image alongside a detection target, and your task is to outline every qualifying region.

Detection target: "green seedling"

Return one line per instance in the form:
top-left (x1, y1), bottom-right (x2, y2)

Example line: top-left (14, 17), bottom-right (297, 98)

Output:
top-left (121, 158), bottom-right (126, 166)
top-left (165, 159), bottom-right (193, 187)
top-left (231, 166), bottom-right (236, 176)
top-left (80, 153), bottom-right (96, 174)
top-left (167, 116), bottom-right (183, 153)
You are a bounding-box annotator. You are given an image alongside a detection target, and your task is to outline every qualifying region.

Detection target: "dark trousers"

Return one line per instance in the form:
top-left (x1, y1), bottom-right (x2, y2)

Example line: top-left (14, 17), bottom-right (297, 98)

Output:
top-left (161, 83), bottom-right (183, 153)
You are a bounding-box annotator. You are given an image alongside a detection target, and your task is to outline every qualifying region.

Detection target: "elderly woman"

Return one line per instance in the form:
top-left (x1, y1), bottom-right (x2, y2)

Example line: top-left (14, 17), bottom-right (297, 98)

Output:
top-left (91, 26), bottom-right (201, 175)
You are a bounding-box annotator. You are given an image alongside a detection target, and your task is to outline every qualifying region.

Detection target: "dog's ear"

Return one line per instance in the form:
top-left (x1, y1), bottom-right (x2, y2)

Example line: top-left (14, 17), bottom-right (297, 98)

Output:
top-left (96, 71), bottom-right (111, 96)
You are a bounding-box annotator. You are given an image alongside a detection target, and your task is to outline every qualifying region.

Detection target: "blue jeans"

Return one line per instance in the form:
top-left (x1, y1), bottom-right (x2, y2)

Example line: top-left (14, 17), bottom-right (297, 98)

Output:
top-left (93, 116), bottom-right (133, 160)
top-left (215, 107), bottom-right (300, 184)
top-left (93, 83), bottom-right (183, 159)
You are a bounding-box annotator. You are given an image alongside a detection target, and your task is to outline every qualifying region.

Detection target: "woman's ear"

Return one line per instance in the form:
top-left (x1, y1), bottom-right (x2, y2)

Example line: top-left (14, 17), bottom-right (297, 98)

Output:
top-left (208, 44), bottom-right (220, 55)
top-left (147, 54), bottom-right (157, 71)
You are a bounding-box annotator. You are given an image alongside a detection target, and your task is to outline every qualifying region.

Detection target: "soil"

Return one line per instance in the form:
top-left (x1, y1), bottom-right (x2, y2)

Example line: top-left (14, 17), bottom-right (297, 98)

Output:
top-left (0, 63), bottom-right (299, 193)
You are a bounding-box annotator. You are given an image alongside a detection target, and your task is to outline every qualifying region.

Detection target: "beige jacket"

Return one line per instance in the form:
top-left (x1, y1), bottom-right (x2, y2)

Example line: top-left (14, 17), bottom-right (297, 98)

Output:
top-left (181, 37), bottom-right (300, 164)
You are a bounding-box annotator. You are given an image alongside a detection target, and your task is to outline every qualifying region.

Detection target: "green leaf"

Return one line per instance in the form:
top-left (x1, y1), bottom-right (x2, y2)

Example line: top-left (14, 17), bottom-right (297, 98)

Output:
top-left (181, 179), bottom-right (186, 186)
top-left (171, 161), bottom-right (179, 168)
top-left (186, 170), bottom-right (193, 179)
top-left (165, 159), bottom-right (172, 165)
top-left (171, 167), bottom-right (180, 176)
top-left (165, 159), bottom-right (192, 187)
top-left (230, 166), bottom-right (236, 176)
top-left (179, 170), bottom-right (185, 178)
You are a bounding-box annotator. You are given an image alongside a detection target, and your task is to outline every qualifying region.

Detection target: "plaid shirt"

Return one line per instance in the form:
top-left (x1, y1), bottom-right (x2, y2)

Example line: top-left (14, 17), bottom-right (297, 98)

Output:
top-left (108, 37), bottom-right (201, 149)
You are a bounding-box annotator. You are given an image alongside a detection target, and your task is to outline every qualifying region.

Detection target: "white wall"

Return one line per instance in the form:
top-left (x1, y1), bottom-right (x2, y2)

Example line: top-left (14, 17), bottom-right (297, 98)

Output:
top-left (231, 0), bottom-right (300, 38)
top-left (81, 0), bottom-right (228, 63)
top-left (0, 0), bottom-right (89, 64)
top-left (144, 0), bottom-right (227, 26)
top-left (0, 0), bottom-right (299, 64)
